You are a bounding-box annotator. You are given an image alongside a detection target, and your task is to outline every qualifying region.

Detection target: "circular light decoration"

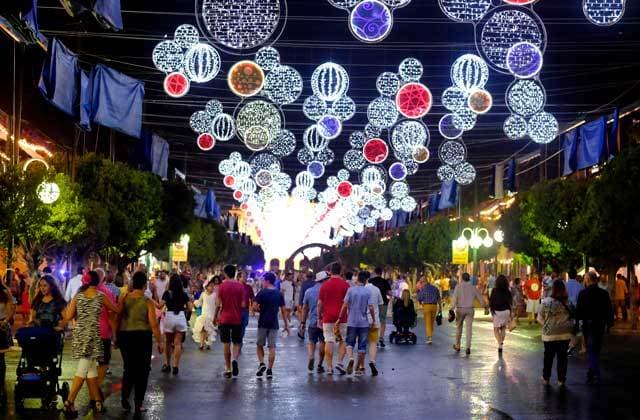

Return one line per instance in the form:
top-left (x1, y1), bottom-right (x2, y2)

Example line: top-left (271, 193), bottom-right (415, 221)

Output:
top-left (200, 0), bottom-right (281, 51)
top-left (506, 79), bottom-right (545, 118)
top-left (230, 151), bottom-right (243, 162)
top-left (389, 162), bottom-right (408, 181)
top-left (338, 169), bottom-right (351, 181)
top-left (503, 114), bottom-right (528, 140)
top-left (528, 112), bottom-right (559, 144)
top-left (152, 41), bottom-right (184, 73)
top-left (244, 126), bottom-right (271, 151)
top-left (311, 63), bottom-right (350, 102)
top-left (267, 129), bottom-right (296, 157)
top-left (412, 145), bottom-right (430, 163)
top-left (317, 148), bottom-right (336, 166)
top-left (255, 169), bottom-right (273, 187)
top-left (236, 100), bottom-right (281, 141)
top-left (583, 0), bottom-right (625, 26)
top-left (317, 115), bottom-right (343, 140)
top-left (439, 114), bottom-right (464, 140)
top-left (349, 131), bottom-right (366, 149)
top-left (164, 72), bottom-right (190, 98)
top-left (363, 138), bottom-right (390, 164)
top-left (503, 0), bottom-right (537, 4)
top-left (439, 140), bottom-right (466, 165)
top-left (307, 161), bottom-right (325, 178)
top-left (360, 165), bottom-right (385, 185)
top-left (303, 125), bottom-right (330, 152)
top-left (337, 181), bottom-right (353, 198)
top-left (296, 171), bottom-right (315, 188)
top-left (377, 72), bottom-right (401, 96)
top-left (255, 46), bottom-right (280, 71)
top-left (223, 175), bottom-right (236, 188)
top-left (205, 99), bottom-right (223, 116)
top-left (369, 181), bottom-right (386, 196)
top-left (364, 123), bottom-right (382, 140)
top-left (438, 0), bottom-right (492, 23)
top-left (478, 6), bottom-right (546, 73)
top-left (184, 43), bottom-right (221, 83)
top-left (37, 182), bottom-right (60, 204)
top-left (436, 165), bottom-right (456, 182)
top-left (233, 190), bottom-right (244, 201)
top-left (174, 24), bottom-right (199, 48)
top-left (442, 87), bottom-right (468, 112)
top-left (380, 207), bottom-right (393, 221)
top-left (506, 41), bottom-right (543, 79)
top-left (391, 120), bottom-right (429, 152)
top-left (452, 109), bottom-right (477, 131)
top-left (451, 54), bottom-right (489, 93)
top-left (297, 148), bottom-right (315, 165)
top-left (273, 172), bottom-right (292, 190)
top-left (233, 161), bottom-right (252, 179)
top-left (211, 113), bottom-right (236, 141)
top-left (190, 111), bottom-right (213, 134)
top-left (389, 198), bottom-right (401, 211)
top-left (227, 60), bottom-right (265, 97)
top-left (398, 58), bottom-right (423, 82)
top-left (368, 97), bottom-right (399, 129)
top-left (467, 89), bottom-right (493, 114)
top-left (344, 149), bottom-right (367, 172)
top-left (263, 65), bottom-right (304, 106)
top-left (404, 159), bottom-right (419, 175)
top-left (454, 162), bottom-right (476, 186)
top-left (390, 181), bottom-right (409, 198)
top-left (218, 159), bottom-right (235, 175)
top-left (396, 82), bottom-right (432, 119)
top-left (250, 153), bottom-right (281, 176)
top-left (400, 196), bottom-right (417, 212)
top-left (303, 95), bottom-right (329, 121)
top-left (330, 96), bottom-right (357, 121)
top-left (349, 0), bottom-right (393, 43)
top-left (197, 133), bottom-right (216, 151)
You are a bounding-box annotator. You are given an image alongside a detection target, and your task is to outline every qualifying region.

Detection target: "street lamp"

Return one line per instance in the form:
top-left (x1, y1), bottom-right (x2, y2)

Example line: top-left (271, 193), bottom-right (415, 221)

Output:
top-left (456, 227), bottom-right (504, 276)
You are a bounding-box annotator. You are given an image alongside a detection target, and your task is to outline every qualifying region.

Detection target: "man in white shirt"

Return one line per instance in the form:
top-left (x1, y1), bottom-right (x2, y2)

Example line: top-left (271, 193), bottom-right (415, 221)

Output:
top-left (364, 275), bottom-right (384, 376)
top-left (451, 272), bottom-right (487, 355)
top-left (64, 267), bottom-right (85, 302)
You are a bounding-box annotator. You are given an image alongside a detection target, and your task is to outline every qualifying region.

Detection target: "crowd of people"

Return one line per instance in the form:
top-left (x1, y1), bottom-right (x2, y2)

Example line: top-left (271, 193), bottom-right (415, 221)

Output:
top-left (0, 261), bottom-right (635, 416)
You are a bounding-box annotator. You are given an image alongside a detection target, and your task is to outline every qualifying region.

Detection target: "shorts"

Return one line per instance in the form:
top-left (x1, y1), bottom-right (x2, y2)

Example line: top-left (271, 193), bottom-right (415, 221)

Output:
top-left (219, 324), bottom-right (243, 344)
top-left (98, 339), bottom-right (111, 366)
top-left (285, 300), bottom-right (294, 310)
top-left (307, 326), bottom-right (325, 344)
top-left (322, 323), bottom-right (347, 344)
top-left (492, 310), bottom-right (511, 328)
top-left (256, 328), bottom-right (278, 348)
top-left (164, 311), bottom-right (188, 333)
top-left (526, 299), bottom-right (540, 314)
top-left (368, 327), bottom-right (380, 344)
top-left (346, 326), bottom-right (369, 353)
top-left (380, 304), bottom-right (389, 322)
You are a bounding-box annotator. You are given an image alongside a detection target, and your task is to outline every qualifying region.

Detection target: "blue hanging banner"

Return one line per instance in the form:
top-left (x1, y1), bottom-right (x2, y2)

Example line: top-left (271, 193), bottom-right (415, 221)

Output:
top-left (562, 129), bottom-right (578, 176)
top-left (506, 158), bottom-right (517, 192)
top-left (428, 193), bottom-right (440, 216)
top-left (607, 108), bottom-right (620, 158)
top-left (576, 116), bottom-right (606, 170)
top-left (438, 180), bottom-right (458, 211)
top-left (38, 38), bottom-right (79, 117)
top-left (79, 70), bottom-right (93, 131)
top-left (93, 0), bottom-right (123, 31)
top-left (91, 64), bottom-right (144, 138)
top-left (151, 134), bottom-right (169, 180)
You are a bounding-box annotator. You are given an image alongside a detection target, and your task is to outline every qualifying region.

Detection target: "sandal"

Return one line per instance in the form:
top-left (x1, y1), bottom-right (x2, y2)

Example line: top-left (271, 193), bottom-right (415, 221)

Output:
top-left (63, 400), bottom-right (78, 418)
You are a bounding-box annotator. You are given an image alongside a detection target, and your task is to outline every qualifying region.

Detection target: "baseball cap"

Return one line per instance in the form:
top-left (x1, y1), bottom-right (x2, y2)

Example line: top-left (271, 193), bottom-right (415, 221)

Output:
top-left (315, 271), bottom-right (329, 282)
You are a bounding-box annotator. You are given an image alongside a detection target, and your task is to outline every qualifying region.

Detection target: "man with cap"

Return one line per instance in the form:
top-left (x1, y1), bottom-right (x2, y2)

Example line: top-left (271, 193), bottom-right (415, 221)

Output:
top-left (300, 271), bottom-right (328, 373)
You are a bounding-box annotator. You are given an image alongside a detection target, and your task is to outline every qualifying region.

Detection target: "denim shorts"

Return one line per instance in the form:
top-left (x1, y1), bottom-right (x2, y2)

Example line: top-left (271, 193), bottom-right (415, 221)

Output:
top-left (307, 326), bottom-right (325, 344)
top-left (346, 326), bottom-right (369, 353)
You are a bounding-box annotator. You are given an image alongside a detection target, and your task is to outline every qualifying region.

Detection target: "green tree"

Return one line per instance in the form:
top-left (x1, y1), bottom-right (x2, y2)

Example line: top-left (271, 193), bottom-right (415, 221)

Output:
top-left (148, 179), bottom-right (195, 254)
top-left (187, 219), bottom-right (229, 268)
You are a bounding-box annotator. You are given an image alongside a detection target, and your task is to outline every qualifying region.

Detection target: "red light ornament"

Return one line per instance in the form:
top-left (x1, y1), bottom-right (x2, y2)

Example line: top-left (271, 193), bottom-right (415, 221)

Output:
top-left (164, 72), bottom-right (190, 98)
top-left (363, 138), bottom-right (389, 164)
top-left (337, 181), bottom-right (353, 198)
top-left (233, 190), bottom-right (244, 201)
top-left (503, 0), bottom-right (537, 4)
top-left (395, 82), bottom-right (432, 119)
top-left (197, 133), bottom-right (216, 151)
top-left (223, 175), bottom-right (235, 188)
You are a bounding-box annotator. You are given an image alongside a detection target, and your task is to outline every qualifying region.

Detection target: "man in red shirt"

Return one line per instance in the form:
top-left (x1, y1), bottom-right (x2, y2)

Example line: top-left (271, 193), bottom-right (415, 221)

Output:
top-left (214, 265), bottom-right (246, 378)
top-left (523, 275), bottom-right (542, 324)
top-left (318, 262), bottom-right (350, 375)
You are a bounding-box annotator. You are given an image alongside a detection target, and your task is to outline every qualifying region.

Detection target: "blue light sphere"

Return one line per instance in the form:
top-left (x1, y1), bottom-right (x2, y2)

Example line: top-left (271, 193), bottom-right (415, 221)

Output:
top-left (307, 161), bottom-right (326, 178)
top-left (506, 42), bottom-right (543, 79)
top-left (439, 114), bottom-right (463, 139)
top-left (317, 115), bottom-right (343, 140)
top-left (349, 0), bottom-right (393, 43)
top-left (389, 162), bottom-right (408, 181)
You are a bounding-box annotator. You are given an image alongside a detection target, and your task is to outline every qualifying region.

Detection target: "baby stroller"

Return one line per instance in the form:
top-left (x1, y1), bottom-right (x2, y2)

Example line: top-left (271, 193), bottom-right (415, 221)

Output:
top-left (14, 327), bottom-right (69, 411)
top-left (389, 297), bottom-right (417, 345)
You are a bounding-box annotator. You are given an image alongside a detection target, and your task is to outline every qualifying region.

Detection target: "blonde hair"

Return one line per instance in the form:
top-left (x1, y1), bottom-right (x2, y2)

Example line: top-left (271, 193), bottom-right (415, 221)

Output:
top-left (402, 289), bottom-right (411, 307)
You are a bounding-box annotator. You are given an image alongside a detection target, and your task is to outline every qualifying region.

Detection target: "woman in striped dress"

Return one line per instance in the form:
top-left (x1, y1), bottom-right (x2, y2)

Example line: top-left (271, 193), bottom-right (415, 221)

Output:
top-left (58, 271), bottom-right (119, 417)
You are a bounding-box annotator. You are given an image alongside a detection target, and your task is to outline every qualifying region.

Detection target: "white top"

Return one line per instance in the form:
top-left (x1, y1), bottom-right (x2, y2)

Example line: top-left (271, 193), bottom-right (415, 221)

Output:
top-left (365, 283), bottom-right (384, 327)
top-left (64, 274), bottom-right (83, 302)
top-left (155, 278), bottom-right (168, 302)
top-left (281, 280), bottom-right (294, 302)
top-left (195, 290), bottom-right (217, 319)
top-left (452, 281), bottom-right (485, 309)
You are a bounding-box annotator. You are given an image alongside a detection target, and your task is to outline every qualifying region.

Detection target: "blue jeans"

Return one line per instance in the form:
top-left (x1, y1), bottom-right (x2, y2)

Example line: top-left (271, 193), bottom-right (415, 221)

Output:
top-left (240, 309), bottom-right (249, 340)
top-left (346, 327), bottom-right (369, 353)
top-left (585, 329), bottom-right (604, 380)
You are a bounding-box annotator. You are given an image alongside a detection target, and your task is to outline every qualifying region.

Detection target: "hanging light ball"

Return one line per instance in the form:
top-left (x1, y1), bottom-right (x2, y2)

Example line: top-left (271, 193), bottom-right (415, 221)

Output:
top-left (153, 40), bottom-right (184, 73)
top-left (163, 72), bottom-right (190, 98)
top-left (398, 57), bottom-right (423, 82)
top-left (303, 125), bottom-right (329, 152)
top-left (504, 114), bottom-right (528, 140)
top-left (337, 181), bottom-right (354, 198)
top-left (255, 46), bottom-right (281, 71)
top-left (442, 87), bottom-right (468, 112)
top-left (250, 153), bottom-right (280, 176)
top-left (344, 149), bottom-right (367, 172)
top-left (311, 62), bottom-right (350, 102)
top-left (506, 79), bottom-right (546, 117)
top-left (210, 113), bottom-right (236, 142)
top-left (349, 0), bottom-right (394, 43)
top-left (183, 43), bottom-right (221, 83)
top-left (337, 169), bottom-right (351, 182)
top-left (223, 175), bottom-right (236, 188)
top-left (232, 161), bottom-right (252, 179)
top-left (583, 0), bottom-right (626, 26)
top-left (452, 109), bottom-right (477, 131)
top-left (364, 123), bottom-right (382, 140)
top-left (296, 171), bottom-right (315, 189)
top-left (197, 133), bottom-right (216, 151)
top-left (389, 162), bottom-right (408, 181)
top-left (330, 96), bottom-right (357, 121)
top-left (506, 41), bottom-right (543, 79)
top-left (438, 0), bottom-right (492, 24)
top-left (244, 126), bottom-right (271, 151)
top-left (297, 148), bottom-right (315, 165)
top-left (396, 82), bottom-right (433, 119)
top-left (467, 88), bottom-right (493, 114)
top-left (368, 97), bottom-right (399, 129)
top-left (227, 60), bottom-right (265, 97)
top-left (401, 195), bottom-right (417, 212)
top-left (412, 145), bottom-right (430, 163)
top-left (528, 112), bottom-right (559, 144)
top-left (363, 138), bottom-right (390, 164)
top-left (218, 159), bottom-right (234, 175)
top-left (361, 165), bottom-right (382, 185)
top-left (205, 99), bottom-right (223, 117)
top-left (390, 181), bottom-right (409, 198)
top-left (376, 71), bottom-right (401, 96)
top-left (349, 131), bottom-right (366, 149)
top-left (307, 161), bottom-right (326, 178)
top-left (255, 169), bottom-right (273, 188)
top-left (439, 140), bottom-right (466, 165)
top-left (437, 164), bottom-right (456, 182)
top-left (303, 95), bottom-right (328, 121)
top-left (317, 115), bottom-right (343, 140)
top-left (174, 24), bottom-right (199, 48)
top-left (454, 162), bottom-right (477, 185)
top-left (236, 100), bottom-right (281, 142)
top-left (439, 114), bottom-right (464, 140)
top-left (451, 54), bottom-right (489, 92)
top-left (263, 65), bottom-right (304, 106)
top-left (317, 148), bottom-right (336, 166)
top-left (267, 129), bottom-right (296, 157)
top-left (229, 152), bottom-right (243, 162)
top-left (190, 110), bottom-right (213, 134)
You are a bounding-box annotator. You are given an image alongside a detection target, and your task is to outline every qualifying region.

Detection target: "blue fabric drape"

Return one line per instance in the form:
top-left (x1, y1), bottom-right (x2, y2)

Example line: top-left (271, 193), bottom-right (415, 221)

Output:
top-left (151, 134), bottom-right (169, 180)
top-left (428, 193), bottom-right (440, 216)
top-left (607, 108), bottom-right (620, 158)
top-left (576, 116), bottom-right (606, 170)
top-left (91, 64), bottom-right (144, 138)
top-left (131, 130), bottom-right (153, 171)
top-left (562, 129), bottom-right (578, 176)
top-left (23, 0), bottom-right (47, 44)
top-left (38, 38), bottom-right (79, 117)
top-left (79, 70), bottom-right (93, 131)
top-left (438, 180), bottom-right (458, 211)
top-left (506, 158), bottom-right (517, 192)
top-left (193, 192), bottom-right (207, 219)
top-left (93, 0), bottom-right (123, 31)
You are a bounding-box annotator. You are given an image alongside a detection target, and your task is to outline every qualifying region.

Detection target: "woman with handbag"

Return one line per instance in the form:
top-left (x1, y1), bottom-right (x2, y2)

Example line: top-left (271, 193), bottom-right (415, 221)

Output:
top-left (537, 280), bottom-right (574, 387)
top-left (489, 275), bottom-right (512, 355)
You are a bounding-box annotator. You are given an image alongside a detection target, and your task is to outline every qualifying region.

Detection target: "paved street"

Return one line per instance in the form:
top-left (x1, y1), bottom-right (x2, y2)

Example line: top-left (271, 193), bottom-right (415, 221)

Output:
top-left (2, 311), bottom-right (639, 420)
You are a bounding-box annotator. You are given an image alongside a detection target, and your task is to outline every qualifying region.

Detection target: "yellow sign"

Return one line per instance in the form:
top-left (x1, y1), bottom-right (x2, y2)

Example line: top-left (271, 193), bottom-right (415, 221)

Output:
top-left (452, 241), bottom-right (469, 264)
top-left (171, 243), bottom-right (188, 262)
